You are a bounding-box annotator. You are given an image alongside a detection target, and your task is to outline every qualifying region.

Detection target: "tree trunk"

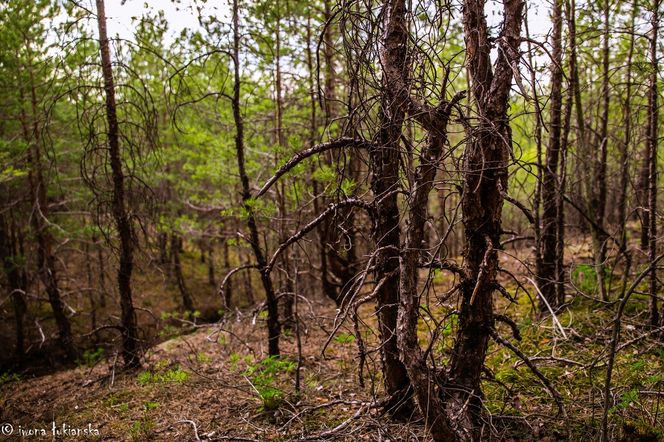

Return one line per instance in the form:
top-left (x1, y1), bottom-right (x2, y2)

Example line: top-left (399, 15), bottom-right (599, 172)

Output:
top-left (207, 240), bottom-right (216, 287)
top-left (0, 213), bottom-right (27, 359)
top-left (171, 234), bottom-right (194, 312)
top-left (19, 42), bottom-right (76, 361)
top-left (371, 0), bottom-right (413, 414)
top-left (448, 0), bottom-right (524, 437)
top-left (588, 0), bottom-right (611, 301)
top-left (646, 0), bottom-right (660, 325)
top-left (537, 0), bottom-right (563, 312)
top-left (96, 0), bottom-right (140, 368)
top-left (230, 0), bottom-right (280, 355)
top-left (617, 2), bottom-right (637, 254)
top-left (85, 238), bottom-right (98, 341)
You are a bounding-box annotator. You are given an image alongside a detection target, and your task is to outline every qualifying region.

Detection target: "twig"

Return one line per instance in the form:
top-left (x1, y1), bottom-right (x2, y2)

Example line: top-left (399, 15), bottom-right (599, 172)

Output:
top-left (297, 402), bottom-right (370, 440)
top-left (490, 329), bottom-right (570, 439)
top-left (524, 276), bottom-right (567, 338)
top-left (175, 420), bottom-right (201, 441)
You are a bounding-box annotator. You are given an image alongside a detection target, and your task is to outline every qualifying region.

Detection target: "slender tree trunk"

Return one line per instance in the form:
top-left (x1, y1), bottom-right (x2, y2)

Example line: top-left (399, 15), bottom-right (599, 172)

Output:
top-left (589, 0), bottom-right (611, 301)
top-left (158, 232), bottom-right (169, 264)
top-left (537, 0), bottom-right (563, 312)
top-left (556, 0), bottom-right (576, 305)
top-left (569, 0), bottom-right (589, 236)
top-left (0, 213), bottom-right (27, 359)
top-left (230, 0), bottom-right (280, 355)
top-left (646, 0), bottom-right (660, 325)
top-left (96, 0), bottom-right (140, 368)
top-left (222, 238), bottom-right (233, 307)
top-left (19, 44), bottom-right (76, 361)
top-left (274, 5), bottom-right (295, 329)
top-left (171, 234), bottom-right (194, 312)
top-left (617, 3), bottom-right (637, 254)
top-left (84, 238), bottom-right (98, 341)
top-left (207, 240), bottom-right (216, 287)
top-left (93, 231), bottom-right (107, 308)
top-left (525, 9), bottom-right (544, 311)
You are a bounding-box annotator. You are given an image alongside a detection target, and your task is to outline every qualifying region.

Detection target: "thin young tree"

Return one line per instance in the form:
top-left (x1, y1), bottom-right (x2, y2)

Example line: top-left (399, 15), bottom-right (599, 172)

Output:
top-left (230, 0), bottom-right (281, 356)
top-left (646, 0), bottom-right (660, 325)
top-left (95, 0), bottom-right (140, 368)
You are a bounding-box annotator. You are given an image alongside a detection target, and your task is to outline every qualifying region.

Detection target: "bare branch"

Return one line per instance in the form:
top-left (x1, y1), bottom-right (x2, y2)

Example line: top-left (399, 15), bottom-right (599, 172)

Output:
top-left (255, 138), bottom-right (374, 198)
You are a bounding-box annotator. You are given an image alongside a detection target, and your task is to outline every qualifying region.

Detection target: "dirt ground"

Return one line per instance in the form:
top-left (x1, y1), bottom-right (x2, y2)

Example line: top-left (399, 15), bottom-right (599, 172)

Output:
top-left (1, 240), bottom-right (663, 441)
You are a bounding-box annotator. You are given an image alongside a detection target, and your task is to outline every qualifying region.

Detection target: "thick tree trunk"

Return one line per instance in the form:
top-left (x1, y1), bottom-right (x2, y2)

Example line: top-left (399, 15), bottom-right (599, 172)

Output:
top-left (371, 0), bottom-right (412, 414)
top-left (448, 0), bottom-right (524, 437)
top-left (96, 0), bottom-right (140, 368)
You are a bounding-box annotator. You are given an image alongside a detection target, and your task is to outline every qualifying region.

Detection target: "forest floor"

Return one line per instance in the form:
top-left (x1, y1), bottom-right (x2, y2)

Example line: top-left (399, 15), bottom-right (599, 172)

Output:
top-left (1, 240), bottom-right (664, 441)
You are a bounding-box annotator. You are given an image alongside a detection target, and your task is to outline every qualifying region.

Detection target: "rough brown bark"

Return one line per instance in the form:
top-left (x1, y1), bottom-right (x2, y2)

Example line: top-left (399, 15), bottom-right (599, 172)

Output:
top-left (646, 0), bottom-right (659, 326)
top-left (371, 0), bottom-right (412, 414)
top-left (96, 0), bottom-right (140, 368)
top-left (448, 0), bottom-right (524, 437)
top-left (537, 0), bottom-right (563, 312)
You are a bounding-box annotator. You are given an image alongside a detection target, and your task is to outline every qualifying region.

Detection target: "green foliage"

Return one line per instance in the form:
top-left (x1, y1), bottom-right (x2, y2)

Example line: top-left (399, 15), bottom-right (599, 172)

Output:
top-left (188, 352), bottom-right (211, 364)
top-left (243, 356), bottom-right (296, 411)
top-left (78, 347), bottom-right (105, 368)
top-left (143, 401), bottom-right (160, 410)
top-left (334, 332), bottom-right (356, 345)
top-left (137, 365), bottom-right (189, 386)
top-left (128, 418), bottom-right (155, 441)
top-left (0, 371), bottom-right (21, 386)
top-left (571, 264), bottom-right (610, 294)
top-left (610, 388), bottom-right (640, 413)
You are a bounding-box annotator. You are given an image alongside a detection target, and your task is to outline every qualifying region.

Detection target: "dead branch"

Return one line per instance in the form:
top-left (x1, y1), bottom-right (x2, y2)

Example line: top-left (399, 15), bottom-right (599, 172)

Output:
top-left (490, 329), bottom-right (569, 430)
top-left (265, 199), bottom-right (374, 273)
top-left (255, 138), bottom-right (374, 198)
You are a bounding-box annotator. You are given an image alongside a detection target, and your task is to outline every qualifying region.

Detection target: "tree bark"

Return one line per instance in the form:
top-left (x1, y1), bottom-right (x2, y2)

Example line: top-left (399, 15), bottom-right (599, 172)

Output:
top-left (96, 0), bottom-right (140, 368)
top-left (371, 0), bottom-right (413, 414)
top-left (646, 0), bottom-right (660, 325)
top-left (448, 0), bottom-right (524, 437)
top-left (207, 240), bottom-right (216, 287)
top-left (588, 0), bottom-right (611, 301)
top-left (537, 0), bottom-right (563, 312)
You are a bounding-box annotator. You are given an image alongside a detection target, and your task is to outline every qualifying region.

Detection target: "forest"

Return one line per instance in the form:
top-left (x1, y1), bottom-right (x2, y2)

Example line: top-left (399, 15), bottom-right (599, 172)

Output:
top-left (0, 0), bottom-right (662, 440)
